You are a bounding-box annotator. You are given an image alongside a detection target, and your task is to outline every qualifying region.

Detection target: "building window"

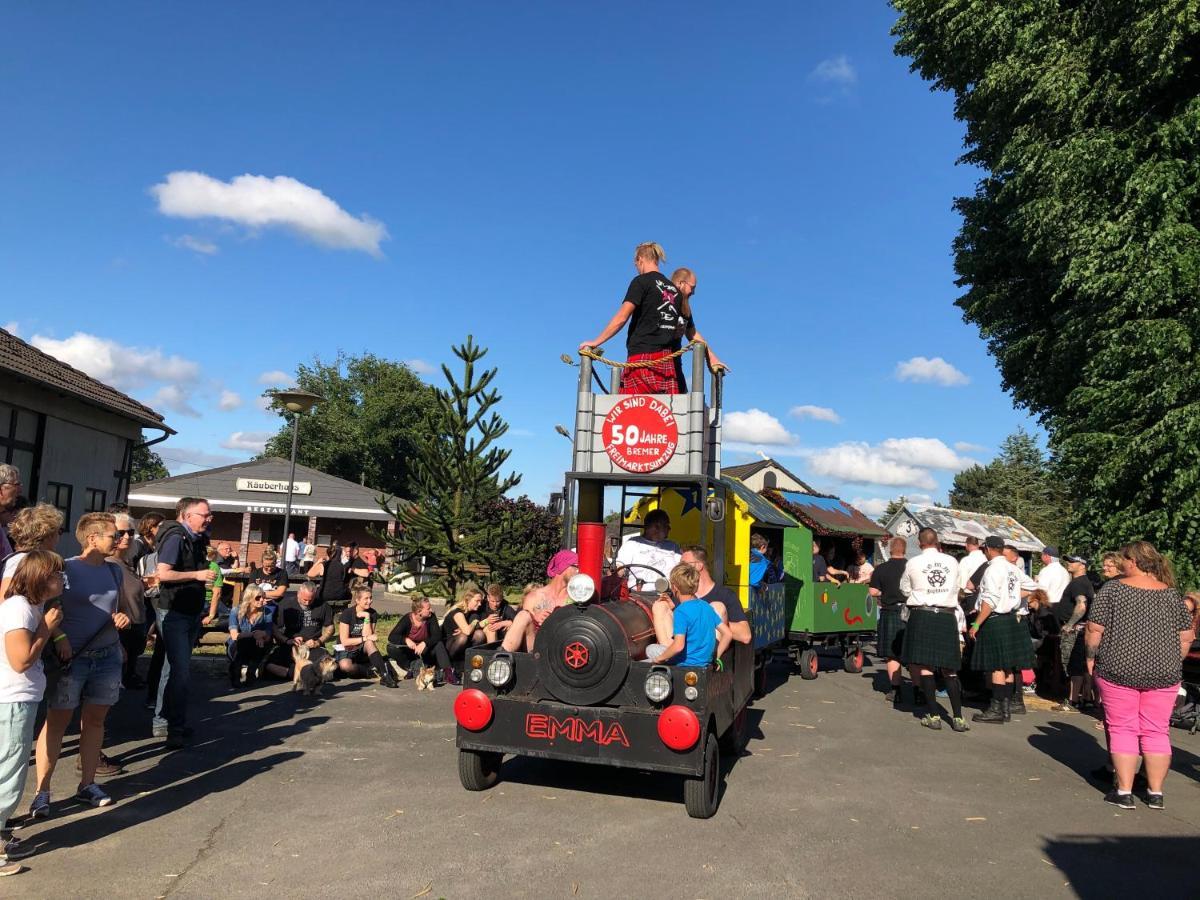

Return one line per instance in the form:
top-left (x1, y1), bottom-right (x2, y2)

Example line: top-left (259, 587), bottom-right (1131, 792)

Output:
top-left (763, 471), bottom-right (777, 489)
top-left (85, 488), bottom-right (107, 512)
top-left (45, 482), bottom-right (72, 527)
top-left (0, 401), bottom-right (45, 496)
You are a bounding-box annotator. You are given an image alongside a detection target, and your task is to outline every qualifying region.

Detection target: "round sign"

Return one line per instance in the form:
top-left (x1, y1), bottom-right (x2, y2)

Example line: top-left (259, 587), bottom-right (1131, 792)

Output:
top-left (601, 396), bottom-right (679, 473)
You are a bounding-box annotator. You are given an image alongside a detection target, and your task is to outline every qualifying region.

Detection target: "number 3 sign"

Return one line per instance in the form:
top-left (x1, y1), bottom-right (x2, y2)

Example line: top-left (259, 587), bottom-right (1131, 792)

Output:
top-left (601, 396), bottom-right (679, 473)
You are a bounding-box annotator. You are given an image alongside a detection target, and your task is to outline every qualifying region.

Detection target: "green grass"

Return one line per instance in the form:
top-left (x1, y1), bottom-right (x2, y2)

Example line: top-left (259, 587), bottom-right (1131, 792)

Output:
top-left (190, 614), bottom-right (402, 656)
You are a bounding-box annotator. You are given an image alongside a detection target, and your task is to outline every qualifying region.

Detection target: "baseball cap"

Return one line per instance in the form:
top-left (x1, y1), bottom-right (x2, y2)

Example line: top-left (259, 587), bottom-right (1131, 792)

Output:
top-left (1043, 545), bottom-right (1059, 557)
top-left (983, 536), bottom-right (1005, 550)
top-left (1064, 554), bottom-right (1087, 565)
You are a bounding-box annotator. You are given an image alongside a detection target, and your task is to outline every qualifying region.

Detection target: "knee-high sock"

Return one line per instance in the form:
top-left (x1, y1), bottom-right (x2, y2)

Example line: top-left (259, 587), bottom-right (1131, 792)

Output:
top-left (1013, 668), bottom-right (1023, 693)
top-left (368, 650), bottom-right (389, 677)
top-left (920, 673), bottom-right (939, 715)
top-left (943, 674), bottom-right (963, 719)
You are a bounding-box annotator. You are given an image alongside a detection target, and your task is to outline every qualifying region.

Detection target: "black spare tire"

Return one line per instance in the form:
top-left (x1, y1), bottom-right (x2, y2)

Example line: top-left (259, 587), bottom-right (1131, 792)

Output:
top-left (536, 604), bottom-right (633, 706)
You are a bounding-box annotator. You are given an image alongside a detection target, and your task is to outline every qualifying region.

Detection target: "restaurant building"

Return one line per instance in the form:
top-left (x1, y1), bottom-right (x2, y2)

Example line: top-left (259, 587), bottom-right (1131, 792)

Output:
top-left (128, 457), bottom-right (396, 566)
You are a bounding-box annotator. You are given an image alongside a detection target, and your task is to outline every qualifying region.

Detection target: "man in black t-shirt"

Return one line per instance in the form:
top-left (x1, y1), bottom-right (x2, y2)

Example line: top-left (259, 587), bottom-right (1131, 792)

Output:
top-left (262, 582), bottom-right (334, 678)
top-left (249, 550), bottom-right (289, 605)
top-left (681, 545), bottom-right (750, 645)
top-left (1054, 555), bottom-right (1096, 710)
top-left (578, 242), bottom-right (725, 394)
top-left (869, 537), bottom-right (910, 702)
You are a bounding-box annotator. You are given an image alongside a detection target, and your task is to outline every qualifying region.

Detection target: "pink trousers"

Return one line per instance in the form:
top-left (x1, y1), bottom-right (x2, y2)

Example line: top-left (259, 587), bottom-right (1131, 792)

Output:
top-left (1095, 676), bottom-right (1178, 756)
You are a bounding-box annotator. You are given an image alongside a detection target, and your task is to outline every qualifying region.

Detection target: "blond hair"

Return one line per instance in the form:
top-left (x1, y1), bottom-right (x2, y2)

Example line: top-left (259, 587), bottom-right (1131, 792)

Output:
top-left (237, 583), bottom-right (267, 623)
top-left (1121, 541), bottom-right (1176, 587)
top-left (8, 502), bottom-right (63, 551)
top-left (75, 511), bottom-right (115, 547)
top-left (451, 581), bottom-right (484, 613)
top-left (669, 562), bottom-right (700, 597)
top-left (635, 241), bottom-right (666, 264)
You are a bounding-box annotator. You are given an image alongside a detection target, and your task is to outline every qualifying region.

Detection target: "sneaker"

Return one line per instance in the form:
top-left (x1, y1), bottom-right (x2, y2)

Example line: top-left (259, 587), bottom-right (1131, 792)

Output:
top-left (935, 689), bottom-right (948, 699)
top-left (74, 782), bottom-right (113, 808)
top-left (151, 723), bottom-right (168, 738)
top-left (950, 717), bottom-right (970, 733)
top-left (919, 714), bottom-right (942, 730)
top-left (1051, 702), bottom-right (1077, 713)
top-left (1023, 684), bottom-right (1037, 695)
top-left (1103, 789), bottom-right (1135, 810)
top-left (76, 753), bottom-right (123, 777)
top-left (28, 791), bottom-right (50, 820)
top-left (0, 862), bottom-right (23, 877)
top-left (1146, 792), bottom-right (1164, 811)
top-left (0, 837), bottom-right (34, 862)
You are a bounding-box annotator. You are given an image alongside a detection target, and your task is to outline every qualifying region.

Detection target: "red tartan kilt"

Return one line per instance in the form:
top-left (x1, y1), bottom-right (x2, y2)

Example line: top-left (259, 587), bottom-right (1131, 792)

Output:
top-left (619, 351), bottom-right (686, 394)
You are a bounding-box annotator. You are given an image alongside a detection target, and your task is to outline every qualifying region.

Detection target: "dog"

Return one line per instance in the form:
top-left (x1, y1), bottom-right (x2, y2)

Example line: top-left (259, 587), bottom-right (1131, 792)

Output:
top-left (415, 665), bottom-right (437, 691)
top-left (293, 644), bottom-right (336, 696)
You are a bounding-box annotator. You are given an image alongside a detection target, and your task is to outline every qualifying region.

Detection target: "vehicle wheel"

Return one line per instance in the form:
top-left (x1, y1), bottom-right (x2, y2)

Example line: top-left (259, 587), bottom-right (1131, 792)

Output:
top-left (799, 648), bottom-right (819, 680)
top-left (719, 704), bottom-right (750, 755)
top-left (458, 749), bottom-right (502, 791)
top-left (684, 732), bottom-right (720, 818)
top-left (843, 648), bottom-right (864, 674)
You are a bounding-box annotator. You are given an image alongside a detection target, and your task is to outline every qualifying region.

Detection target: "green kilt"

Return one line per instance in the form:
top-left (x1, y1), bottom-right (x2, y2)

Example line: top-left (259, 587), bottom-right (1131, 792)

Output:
top-left (970, 613), bottom-right (1034, 671)
top-left (876, 608), bottom-right (906, 661)
top-left (901, 607), bottom-right (961, 670)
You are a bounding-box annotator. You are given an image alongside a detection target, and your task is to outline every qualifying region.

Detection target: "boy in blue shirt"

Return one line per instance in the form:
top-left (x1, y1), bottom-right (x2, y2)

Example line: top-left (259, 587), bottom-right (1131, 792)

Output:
top-left (654, 563), bottom-right (733, 667)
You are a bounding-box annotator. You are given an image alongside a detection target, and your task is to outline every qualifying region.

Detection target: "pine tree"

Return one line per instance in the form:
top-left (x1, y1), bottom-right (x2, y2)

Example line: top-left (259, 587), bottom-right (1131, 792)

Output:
top-left (382, 336), bottom-right (520, 598)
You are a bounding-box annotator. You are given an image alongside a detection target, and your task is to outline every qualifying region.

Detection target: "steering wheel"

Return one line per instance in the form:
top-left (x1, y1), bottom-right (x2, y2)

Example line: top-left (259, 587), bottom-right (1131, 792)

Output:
top-left (612, 562), bottom-right (669, 592)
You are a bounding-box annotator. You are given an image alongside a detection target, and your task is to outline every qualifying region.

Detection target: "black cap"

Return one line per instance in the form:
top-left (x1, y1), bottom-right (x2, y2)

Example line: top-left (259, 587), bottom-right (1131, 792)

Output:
top-left (1043, 545), bottom-right (1059, 557)
top-left (1064, 554), bottom-right (1087, 565)
top-left (983, 536), bottom-right (1005, 550)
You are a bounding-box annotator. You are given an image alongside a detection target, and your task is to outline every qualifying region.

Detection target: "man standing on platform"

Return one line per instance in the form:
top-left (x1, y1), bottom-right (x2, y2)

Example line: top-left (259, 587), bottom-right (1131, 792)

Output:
top-left (899, 528), bottom-right (968, 732)
top-left (969, 537), bottom-right (1039, 723)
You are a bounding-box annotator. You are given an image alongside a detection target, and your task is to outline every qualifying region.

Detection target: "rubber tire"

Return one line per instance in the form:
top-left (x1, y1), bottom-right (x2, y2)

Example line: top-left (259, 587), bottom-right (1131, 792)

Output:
top-left (719, 704), bottom-right (750, 755)
top-left (799, 648), bottom-right (819, 680)
top-left (843, 648), bottom-right (864, 674)
top-left (458, 749), bottom-right (502, 791)
top-left (684, 732), bottom-right (720, 819)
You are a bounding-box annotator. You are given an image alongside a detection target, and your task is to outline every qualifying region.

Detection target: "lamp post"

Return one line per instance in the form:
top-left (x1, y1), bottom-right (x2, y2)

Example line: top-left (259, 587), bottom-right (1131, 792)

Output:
top-left (272, 389), bottom-right (324, 573)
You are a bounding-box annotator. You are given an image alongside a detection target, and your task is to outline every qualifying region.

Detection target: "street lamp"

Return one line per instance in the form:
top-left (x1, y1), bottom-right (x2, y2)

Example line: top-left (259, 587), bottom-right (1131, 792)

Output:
top-left (272, 389), bottom-right (324, 574)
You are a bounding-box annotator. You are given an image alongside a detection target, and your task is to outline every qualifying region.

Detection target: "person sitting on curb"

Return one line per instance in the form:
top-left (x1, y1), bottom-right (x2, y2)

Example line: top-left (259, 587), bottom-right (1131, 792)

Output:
top-left (481, 582), bottom-right (516, 642)
top-left (262, 581), bottom-right (333, 680)
top-left (335, 586), bottom-right (397, 687)
top-left (387, 596), bottom-right (454, 684)
top-left (227, 585), bottom-right (274, 688)
top-left (501, 551), bottom-right (579, 653)
top-left (441, 585), bottom-right (485, 678)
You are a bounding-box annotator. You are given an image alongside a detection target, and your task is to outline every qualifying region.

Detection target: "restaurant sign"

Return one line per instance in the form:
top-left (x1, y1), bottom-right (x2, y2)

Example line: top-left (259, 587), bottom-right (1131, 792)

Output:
top-left (235, 478), bottom-right (312, 495)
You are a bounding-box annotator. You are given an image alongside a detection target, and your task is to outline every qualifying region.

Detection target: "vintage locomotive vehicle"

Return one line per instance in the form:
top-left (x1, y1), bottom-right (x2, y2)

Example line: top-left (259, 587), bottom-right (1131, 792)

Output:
top-left (453, 346), bottom-right (761, 817)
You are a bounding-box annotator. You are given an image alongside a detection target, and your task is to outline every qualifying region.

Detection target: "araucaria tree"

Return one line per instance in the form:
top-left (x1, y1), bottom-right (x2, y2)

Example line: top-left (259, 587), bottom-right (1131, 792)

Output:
top-left (383, 336), bottom-right (521, 598)
top-left (893, 1), bottom-right (1200, 580)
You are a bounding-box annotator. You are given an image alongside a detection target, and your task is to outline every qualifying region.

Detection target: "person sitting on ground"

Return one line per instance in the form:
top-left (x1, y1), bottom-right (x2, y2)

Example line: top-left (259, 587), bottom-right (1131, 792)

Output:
top-left (0, 502), bottom-right (63, 596)
top-left (850, 549), bottom-right (874, 585)
top-left (200, 546), bottom-right (228, 629)
top-left (502, 551), bottom-right (579, 652)
top-left (648, 564), bottom-right (733, 666)
top-left (248, 549), bottom-right (288, 610)
top-left (481, 582), bottom-right (516, 642)
top-left (0, 550), bottom-right (64, 872)
top-left (387, 596), bottom-right (454, 684)
top-left (335, 585), bottom-right (397, 687)
top-left (616, 510), bottom-right (681, 590)
top-left (262, 581), bottom-right (334, 679)
top-left (442, 584), bottom-right (486, 666)
top-left (226, 584), bottom-right (274, 688)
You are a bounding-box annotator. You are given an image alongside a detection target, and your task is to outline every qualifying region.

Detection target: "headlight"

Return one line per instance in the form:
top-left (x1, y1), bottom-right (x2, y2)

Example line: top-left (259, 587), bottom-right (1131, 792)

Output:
top-left (469, 669), bottom-right (483, 682)
top-left (486, 657), bottom-right (513, 688)
top-left (644, 670), bottom-right (672, 703)
top-left (684, 686), bottom-right (699, 701)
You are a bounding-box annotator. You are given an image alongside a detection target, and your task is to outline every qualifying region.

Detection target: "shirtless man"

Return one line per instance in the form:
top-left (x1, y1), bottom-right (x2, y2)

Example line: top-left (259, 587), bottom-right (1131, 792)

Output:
top-left (501, 550), bottom-right (579, 652)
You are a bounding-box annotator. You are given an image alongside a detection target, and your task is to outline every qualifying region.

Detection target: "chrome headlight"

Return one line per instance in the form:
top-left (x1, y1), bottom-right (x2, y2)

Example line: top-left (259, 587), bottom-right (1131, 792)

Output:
top-left (468, 669), bottom-right (483, 683)
top-left (644, 669), bottom-right (672, 703)
top-left (486, 656), bottom-right (513, 688)
top-left (683, 685), bottom-right (699, 701)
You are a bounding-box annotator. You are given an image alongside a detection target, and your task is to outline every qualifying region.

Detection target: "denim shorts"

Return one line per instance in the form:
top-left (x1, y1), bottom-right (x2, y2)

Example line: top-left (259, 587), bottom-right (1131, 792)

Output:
top-left (47, 644), bottom-right (123, 710)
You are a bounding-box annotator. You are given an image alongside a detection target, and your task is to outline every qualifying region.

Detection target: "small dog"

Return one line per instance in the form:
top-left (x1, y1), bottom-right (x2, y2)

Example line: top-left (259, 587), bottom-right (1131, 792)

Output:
top-left (415, 665), bottom-right (437, 691)
top-left (293, 644), bottom-right (336, 696)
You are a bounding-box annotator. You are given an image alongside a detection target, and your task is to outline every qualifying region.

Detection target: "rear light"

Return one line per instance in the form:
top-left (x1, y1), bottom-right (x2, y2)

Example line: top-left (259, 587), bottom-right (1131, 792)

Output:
top-left (657, 704), bottom-right (701, 751)
top-left (453, 689), bottom-right (493, 731)
top-left (644, 669), bottom-right (672, 703)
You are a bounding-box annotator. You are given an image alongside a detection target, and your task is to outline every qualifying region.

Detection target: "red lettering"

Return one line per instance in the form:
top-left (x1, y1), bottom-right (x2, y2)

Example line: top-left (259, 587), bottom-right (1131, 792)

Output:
top-left (526, 713), bottom-right (549, 738)
top-left (523, 713), bottom-right (631, 748)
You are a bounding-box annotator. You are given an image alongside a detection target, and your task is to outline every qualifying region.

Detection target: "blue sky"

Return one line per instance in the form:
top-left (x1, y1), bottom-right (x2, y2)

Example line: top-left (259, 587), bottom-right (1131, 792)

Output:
top-left (1, 2), bottom-right (1036, 516)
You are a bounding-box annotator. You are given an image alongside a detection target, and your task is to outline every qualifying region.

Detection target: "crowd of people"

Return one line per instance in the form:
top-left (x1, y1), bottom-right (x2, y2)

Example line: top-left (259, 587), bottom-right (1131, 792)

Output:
top-left (871, 527), bottom-right (1196, 810)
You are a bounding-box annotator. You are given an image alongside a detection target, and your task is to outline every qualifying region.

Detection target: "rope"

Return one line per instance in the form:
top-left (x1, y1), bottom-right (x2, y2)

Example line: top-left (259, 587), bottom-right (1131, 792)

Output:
top-left (580, 340), bottom-right (704, 369)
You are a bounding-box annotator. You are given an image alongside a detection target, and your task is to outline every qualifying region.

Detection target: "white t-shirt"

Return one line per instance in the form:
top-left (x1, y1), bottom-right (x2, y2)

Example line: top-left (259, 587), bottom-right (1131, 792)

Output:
top-left (285, 537), bottom-right (300, 563)
top-left (616, 535), bottom-right (681, 588)
top-left (0, 595), bottom-right (46, 703)
top-left (2, 551), bottom-right (28, 581)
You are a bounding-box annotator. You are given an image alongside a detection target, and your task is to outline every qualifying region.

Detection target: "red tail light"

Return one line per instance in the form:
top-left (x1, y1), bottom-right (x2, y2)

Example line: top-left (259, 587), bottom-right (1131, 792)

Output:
top-left (657, 704), bottom-right (701, 751)
top-left (454, 689), bottom-right (493, 731)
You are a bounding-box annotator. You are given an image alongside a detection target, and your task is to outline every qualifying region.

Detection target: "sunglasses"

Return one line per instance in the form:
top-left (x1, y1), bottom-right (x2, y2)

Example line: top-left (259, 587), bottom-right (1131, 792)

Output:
top-left (116, 528), bottom-right (135, 537)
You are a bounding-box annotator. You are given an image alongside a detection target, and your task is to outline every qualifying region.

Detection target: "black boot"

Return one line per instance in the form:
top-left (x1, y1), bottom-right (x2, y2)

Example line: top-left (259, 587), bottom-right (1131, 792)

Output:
top-left (972, 697), bottom-right (1007, 724)
top-left (1010, 691), bottom-right (1026, 716)
top-left (1001, 696), bottom-right (1012, 722)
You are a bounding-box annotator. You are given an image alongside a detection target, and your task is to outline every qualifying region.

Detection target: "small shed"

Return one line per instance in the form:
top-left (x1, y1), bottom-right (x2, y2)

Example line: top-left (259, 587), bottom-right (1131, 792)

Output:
top-left (881, 503), bottom-right (1045, 567)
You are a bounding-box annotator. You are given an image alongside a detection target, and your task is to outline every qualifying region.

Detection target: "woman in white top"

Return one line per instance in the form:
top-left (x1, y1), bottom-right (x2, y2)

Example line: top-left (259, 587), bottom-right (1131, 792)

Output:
top-left (0, 503), bottom-right (63, 597)
top-left (0, 550), bottom-right (63, 871)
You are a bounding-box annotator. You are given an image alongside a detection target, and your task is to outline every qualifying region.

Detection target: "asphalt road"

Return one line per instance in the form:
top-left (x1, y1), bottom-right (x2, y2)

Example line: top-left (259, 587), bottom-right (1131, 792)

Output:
top-left (5, 650), bottom-right (1198, 899)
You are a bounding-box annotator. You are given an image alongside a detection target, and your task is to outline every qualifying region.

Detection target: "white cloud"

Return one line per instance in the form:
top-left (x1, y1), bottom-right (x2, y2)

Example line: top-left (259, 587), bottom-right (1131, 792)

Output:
top-left (3, 321), bottom-right (19, 336)
top-left (789, 405), bottom-right (841, 424)
top-left (877, 437), bottom-right (976, 471)
top-left (157, 445), bottom-right (240, 474)
top-left (150, 385), bottom-right (200, 418)
top-left (151, 171), bottom-right (387, 256)
top-left (31, 331), bottom-right (200, 391)
top-left (218, 390), bottom-right (243, 411)
top-left (257, 370), bottom-right (294, 387)
top-left (220, 430), bottom-right (273, 452)
top-left (169, 234), bottom-right (219, 255)
top-left (723, 409), bottom-right (796, 445)
top-left (255, 395), bottom-right (275, 412)
top-left (810, 55), bottom-right (857, 87)
top-left (895, 356), bottom-right (969, 387)
top-left (808, 443), bottom-right (938, 490)
top-left (850, 494), bottom-right (936, 518)
top-left (405, 358), bottom-right (434, 375)
top-left (954, 440), bottom-right (988, 454)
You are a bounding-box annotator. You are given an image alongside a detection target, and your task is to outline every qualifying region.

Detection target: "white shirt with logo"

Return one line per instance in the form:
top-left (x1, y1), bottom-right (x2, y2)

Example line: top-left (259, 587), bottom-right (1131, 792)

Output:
top-left (899, 547), bottom-right (960, 609)
top-left (979, 557), bottom-right (1039, 615)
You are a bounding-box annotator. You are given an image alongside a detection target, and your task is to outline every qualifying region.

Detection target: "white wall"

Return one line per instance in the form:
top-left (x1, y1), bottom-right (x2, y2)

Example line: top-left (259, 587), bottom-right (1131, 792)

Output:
top-left (738, 464), bottom-right (808, 493)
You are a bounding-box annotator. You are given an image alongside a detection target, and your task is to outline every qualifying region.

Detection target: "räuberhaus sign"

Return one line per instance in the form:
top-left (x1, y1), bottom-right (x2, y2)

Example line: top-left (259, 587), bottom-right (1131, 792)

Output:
top-left (235, 478), bottom-right (312, 495)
